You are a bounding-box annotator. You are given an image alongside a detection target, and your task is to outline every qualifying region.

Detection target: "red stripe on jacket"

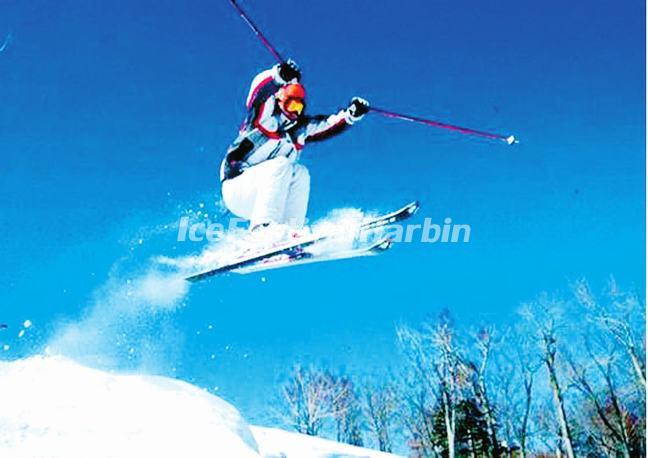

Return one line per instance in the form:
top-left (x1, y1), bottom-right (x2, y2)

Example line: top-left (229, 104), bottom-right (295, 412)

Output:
top-left (246, 76), bottom-right (274, 109)
top-left (306, 119), bottom-right (348, 142)
top-left (253, 100), bottom-right (282, 139)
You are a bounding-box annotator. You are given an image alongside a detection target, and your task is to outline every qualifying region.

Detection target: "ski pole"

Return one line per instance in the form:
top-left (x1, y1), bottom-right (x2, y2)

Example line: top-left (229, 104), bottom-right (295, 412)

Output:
top-left (370, 106), bottom-right (517, 145)
top-left (227, 2), bottom-right (517, 145)
top-left (229, 0), bottom-right (284, 63)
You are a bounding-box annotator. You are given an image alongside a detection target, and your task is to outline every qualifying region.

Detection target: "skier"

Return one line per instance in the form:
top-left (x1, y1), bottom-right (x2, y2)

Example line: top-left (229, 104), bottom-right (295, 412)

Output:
top-left (220, 60), bottom-right (370, 235)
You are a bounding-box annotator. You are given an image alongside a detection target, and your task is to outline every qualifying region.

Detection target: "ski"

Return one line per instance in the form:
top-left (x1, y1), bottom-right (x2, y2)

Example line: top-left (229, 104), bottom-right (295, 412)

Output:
top-left (185, 200), bottom-right (419, 282)
top-left (232, 237), bottom-right (394, 274)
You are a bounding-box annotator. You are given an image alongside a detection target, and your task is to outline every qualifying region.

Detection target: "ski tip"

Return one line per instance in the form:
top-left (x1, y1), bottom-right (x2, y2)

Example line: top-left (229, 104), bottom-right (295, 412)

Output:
top-left (407, 200), bottom-right (421, 215)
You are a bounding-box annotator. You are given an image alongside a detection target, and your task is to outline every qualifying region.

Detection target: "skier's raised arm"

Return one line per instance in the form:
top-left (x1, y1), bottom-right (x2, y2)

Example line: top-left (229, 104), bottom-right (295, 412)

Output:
top-left (295, 97), bottom-right (370, 146)
top-left (245, 60), bottom-right (301, 111)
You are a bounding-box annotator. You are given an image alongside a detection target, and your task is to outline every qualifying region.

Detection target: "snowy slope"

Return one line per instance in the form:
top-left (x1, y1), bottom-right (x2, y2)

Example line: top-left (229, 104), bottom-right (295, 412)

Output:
top-left (0, 357), bottom-right (402, 458)
top-left (251, 425), bottom-right (401, 458)
top-left (0, 356), bottom-right (259, 458)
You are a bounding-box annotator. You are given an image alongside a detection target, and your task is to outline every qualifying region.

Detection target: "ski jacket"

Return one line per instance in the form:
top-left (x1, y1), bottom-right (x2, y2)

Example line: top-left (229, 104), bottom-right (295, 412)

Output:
top-left (220, 65), bottom-right (360, 181)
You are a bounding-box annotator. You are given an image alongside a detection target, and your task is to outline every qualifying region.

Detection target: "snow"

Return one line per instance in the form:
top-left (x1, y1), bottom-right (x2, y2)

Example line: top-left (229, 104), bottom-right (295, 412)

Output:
top-left (0, 356), bottom-right (258, 458)
top-left (156, 206), bottom-right (368, 277)
top-left (0, 356), bottom-right (403, 458)
top-left (46, 269), bottom-right (189, 369)
top-left (251, 426), bottom-right (402, 458)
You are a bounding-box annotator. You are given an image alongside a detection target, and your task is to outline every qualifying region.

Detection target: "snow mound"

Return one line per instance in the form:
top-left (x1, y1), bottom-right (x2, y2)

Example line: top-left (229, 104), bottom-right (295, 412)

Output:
top-left (251, 426), bottom-right (402, 458)
top-left (0, 357), bottom-right (403, 458)
top-left (0, 356), bottom-right (259, 458)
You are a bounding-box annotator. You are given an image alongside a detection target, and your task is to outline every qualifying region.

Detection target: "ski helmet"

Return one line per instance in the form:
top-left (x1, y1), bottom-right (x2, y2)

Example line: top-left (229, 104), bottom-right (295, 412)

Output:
top-left (276, 83), bottom-right (306, 120)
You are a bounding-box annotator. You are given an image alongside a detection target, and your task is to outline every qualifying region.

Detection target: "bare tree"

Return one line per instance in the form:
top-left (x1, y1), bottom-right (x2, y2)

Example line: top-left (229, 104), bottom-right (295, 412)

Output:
top-left (282, 365), bottom-right (349, 436)
top-left (332, 376), bottom-right (364, 446)
top-left (520, 296), bottom-right (576, 458)
top-left (398, 312), bottom-right (464, 458)
top-left (568, 343), bottom-right (638, 458)
top-left (363, 382), bottom-right (397, 452)
top-left (573, 278), bottom-right (646, 389)
top-left (431, 314), bottom-right (462, 458)
top-left (566, 277), bottom-right (648, 457)
top-left (463, 326), bottom-right (500, 456)
top-left (516, 347), bottom-right (538, 458)
top-left (397, 326), bottom-right (441, 457)
top-left (399, 384), bottom-right (441, 457)
top-left (494, 330), bottom-right (540, 458)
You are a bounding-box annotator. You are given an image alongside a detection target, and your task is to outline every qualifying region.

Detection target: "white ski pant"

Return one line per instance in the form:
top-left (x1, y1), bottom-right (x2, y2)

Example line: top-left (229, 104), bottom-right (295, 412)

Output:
top-left (222, 156), bottom-right (310, 229)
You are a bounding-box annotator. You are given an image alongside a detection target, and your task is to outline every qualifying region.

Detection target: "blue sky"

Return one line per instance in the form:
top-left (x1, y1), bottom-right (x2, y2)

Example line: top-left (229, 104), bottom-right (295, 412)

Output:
top-left (0, 0), bottom-right (645, 424)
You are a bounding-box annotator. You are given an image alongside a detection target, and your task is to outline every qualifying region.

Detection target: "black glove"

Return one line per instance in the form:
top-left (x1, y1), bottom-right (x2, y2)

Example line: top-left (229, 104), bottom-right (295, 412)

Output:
top-left (348, 97), bottom-right (370, 119)
top-left (277, 59), bottom-right (301, 82)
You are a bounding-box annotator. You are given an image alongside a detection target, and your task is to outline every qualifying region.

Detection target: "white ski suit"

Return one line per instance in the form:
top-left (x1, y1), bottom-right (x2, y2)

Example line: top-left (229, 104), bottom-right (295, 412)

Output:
top-left (220, 64), bottom-right (363, 229)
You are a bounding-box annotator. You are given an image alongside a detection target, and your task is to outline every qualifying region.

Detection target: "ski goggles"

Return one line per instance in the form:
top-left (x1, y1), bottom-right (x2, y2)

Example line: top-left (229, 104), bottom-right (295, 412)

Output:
top-left (284, 98), bottom-right (304, 116)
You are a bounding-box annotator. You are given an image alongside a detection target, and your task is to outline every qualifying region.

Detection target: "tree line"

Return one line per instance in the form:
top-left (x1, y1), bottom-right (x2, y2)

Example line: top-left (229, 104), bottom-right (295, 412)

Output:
top-left (278, 278), bottom-right (645, 457)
